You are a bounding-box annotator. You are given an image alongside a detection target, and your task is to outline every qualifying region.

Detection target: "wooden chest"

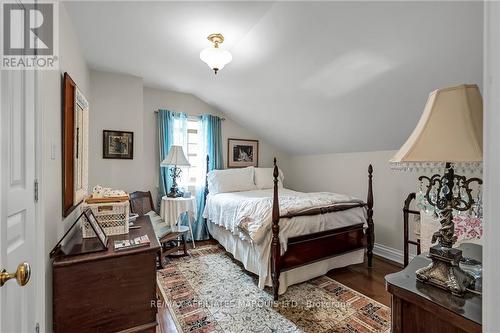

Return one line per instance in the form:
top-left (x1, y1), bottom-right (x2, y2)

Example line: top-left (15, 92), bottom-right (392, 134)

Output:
top-left (52, 216), bottom-right (160, 333)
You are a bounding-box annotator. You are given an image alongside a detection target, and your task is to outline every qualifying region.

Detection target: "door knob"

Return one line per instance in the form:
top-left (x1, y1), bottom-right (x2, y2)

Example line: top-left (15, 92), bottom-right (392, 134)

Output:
top-left (0, 262), bottom-right (31, 287)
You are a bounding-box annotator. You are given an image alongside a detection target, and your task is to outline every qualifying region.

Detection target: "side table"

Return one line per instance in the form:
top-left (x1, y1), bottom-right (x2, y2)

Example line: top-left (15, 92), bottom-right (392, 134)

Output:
top-left (385, 243), bottom-right (482, 333)
top-left (160, 196), bottom-right (196, 248)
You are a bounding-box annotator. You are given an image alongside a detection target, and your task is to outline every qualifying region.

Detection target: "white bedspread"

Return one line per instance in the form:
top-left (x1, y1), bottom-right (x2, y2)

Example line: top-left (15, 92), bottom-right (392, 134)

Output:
top-left (203, 188), bottom-right (365, 244)
top-left (203, 188), bottom-right (367, 292)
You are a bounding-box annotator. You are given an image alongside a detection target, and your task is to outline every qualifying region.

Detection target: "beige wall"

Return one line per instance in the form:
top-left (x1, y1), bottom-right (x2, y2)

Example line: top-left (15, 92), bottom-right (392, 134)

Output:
top-left (39, 3), bottom-right (90, 331)
top-left (286, 150), bottom-right (420, 254)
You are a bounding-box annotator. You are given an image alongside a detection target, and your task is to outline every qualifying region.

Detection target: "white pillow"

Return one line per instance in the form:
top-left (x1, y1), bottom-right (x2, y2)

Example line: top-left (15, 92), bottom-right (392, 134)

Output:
top-left (254, 167), bottom-right (284, 190)
top-left (207, 167), bottom-right (256, 194)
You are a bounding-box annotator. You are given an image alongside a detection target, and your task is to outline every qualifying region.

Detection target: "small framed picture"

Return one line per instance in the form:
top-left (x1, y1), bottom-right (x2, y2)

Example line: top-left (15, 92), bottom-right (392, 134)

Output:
top-left (227, 138), bottom-right (259, 168)
top-left (103, 130), bottom-right (133, 159)
top-left (83, 208), bottom-right (108, 248)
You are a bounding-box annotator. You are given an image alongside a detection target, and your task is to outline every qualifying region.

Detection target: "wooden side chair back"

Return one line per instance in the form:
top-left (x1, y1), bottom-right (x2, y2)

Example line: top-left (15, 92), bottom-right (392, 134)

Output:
top-left (129, 191), bottom-right (155, 216)
top-left (403, 192), bottom-right (421, 267)
top-left (129, 190), bottom-right (188, 269)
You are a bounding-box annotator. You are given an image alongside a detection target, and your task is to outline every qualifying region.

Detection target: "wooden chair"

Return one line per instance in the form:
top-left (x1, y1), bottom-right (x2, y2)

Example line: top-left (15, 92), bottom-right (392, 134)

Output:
top-left (403, 193), bottom-right (421, 267)
top-left (129, 191), bottom-right (188, 269)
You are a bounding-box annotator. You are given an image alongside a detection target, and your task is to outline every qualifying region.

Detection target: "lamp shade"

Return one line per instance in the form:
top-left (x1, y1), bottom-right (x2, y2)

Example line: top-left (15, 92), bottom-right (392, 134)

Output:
top-left (391, 84), bottom-right (483, 164)
top-left (161, 145), bottom-right (191, 167)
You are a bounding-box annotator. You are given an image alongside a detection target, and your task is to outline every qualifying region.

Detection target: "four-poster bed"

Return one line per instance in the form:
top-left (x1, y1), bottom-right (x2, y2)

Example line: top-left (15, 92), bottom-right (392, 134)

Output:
top-left (203, 156), bottom-right (374, 300)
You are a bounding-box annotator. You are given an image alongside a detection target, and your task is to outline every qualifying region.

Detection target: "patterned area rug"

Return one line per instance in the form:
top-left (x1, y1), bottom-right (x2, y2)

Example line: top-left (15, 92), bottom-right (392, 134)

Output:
top-left (157, 245), bottom-right (390, 333)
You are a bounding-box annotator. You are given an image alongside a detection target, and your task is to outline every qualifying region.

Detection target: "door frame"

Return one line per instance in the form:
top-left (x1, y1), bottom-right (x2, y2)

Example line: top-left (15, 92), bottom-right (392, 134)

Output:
top-left (483, 1), bottom-right (500, 331)
top-left (34, 68), bottom-right (46, 332)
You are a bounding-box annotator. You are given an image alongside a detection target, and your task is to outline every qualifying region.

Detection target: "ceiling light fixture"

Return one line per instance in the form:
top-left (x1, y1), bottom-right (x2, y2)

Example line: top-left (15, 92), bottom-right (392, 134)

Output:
top-left (199, 33), bottom-right (232, 74)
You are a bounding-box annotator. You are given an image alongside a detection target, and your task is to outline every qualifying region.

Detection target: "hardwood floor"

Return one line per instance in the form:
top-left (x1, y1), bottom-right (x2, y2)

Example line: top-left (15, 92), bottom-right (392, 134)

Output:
top-left (156, 242), bottom-right (400, 333)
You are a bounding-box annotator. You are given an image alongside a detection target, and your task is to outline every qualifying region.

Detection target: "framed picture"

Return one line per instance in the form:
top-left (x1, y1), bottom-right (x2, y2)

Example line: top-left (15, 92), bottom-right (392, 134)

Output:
top-left (62, 73), bottom-right (89, 217)
top-left (103, 130), bottom-right (134, 159)
top-left (227, 138), bottom-right (259, 168)
top-left (83, 208), bottom-right (108, 248)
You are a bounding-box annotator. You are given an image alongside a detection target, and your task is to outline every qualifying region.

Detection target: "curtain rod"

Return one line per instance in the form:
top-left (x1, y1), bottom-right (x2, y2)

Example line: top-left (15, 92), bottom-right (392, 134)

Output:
top-left (154, 110), bottom-right (225, 121)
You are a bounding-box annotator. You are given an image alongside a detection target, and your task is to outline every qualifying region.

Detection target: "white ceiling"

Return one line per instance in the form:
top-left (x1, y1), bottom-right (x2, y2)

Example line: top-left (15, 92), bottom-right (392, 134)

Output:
top-left (65, 1), bottom-right (483, 155)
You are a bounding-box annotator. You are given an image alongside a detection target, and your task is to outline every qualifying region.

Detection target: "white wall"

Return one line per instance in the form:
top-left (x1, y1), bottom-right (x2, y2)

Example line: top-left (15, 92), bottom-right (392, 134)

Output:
top-left (87, 73), bottom-right (290, 205)
top-left (143, 87), bottom-right (290, 203)
top-left (286, 150), bottom-right (421, 256)
top-left (89, 70), bottom-right (144, 191)
top-left (38, 3), bottom-right (90, 332)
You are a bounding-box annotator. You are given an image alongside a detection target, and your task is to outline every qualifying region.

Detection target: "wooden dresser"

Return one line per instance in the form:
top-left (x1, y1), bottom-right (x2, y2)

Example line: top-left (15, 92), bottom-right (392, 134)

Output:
top-left (385, 244), bottom-right (481, 333)
top-left (53, 216), bottom-right (161, 333)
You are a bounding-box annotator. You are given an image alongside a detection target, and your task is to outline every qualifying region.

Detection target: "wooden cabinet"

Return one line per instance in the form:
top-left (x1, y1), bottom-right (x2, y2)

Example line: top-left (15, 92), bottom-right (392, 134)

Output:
top-left (52, 216), bottom-right (161, 333)
top-left (385, 244), bottom-right (481, 333)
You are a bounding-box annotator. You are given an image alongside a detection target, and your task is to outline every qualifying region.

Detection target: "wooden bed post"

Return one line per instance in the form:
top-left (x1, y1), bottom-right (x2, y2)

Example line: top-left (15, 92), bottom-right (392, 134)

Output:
top-left (271, 158), bottom-right (281, 301)
top-left (204, 155), bottom-right (211, 239)
top-left (366, 164), bottom-right (374, 268)
top-left (204, 155), bottom-right (210, 200)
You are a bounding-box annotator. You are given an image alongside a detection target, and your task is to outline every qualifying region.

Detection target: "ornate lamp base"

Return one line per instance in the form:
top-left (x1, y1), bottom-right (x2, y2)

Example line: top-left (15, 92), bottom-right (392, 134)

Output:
top-left (416, 244), bottom-right (475, 296)
top-left (167, 185), bottom-right (183, 198)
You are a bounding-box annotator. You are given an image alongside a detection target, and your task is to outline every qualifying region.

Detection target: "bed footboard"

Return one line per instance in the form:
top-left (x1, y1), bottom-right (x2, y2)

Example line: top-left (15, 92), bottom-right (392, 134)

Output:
top-left (270, 159), bottom-right (374, 300)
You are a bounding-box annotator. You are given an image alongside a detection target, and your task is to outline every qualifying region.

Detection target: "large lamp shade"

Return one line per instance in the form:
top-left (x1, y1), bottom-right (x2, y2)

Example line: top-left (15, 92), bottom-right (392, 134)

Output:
top-left (391, 84), bottom-right (483, 164)
top-left (161, 145), bottom-right (190, 167)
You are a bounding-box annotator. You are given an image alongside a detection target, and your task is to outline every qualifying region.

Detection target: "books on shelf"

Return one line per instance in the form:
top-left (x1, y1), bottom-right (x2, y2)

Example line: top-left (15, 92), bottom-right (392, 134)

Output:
top-left (114, 235), bottom-right (150, 251)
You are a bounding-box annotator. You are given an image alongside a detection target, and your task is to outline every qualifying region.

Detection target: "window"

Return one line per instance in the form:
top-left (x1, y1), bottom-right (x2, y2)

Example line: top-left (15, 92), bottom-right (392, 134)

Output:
top-left (171, 116), bottom-right (204, 189)
top-left (185, 118), bottom-right (201, 185)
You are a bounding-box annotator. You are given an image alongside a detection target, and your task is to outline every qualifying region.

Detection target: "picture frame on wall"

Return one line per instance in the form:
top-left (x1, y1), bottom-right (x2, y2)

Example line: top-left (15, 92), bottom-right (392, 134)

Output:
top-left (62, 72), bottom-right (89, 217)
top-left (227, 138), bottom-right (259, 168)
top-left (103, 130), bottom-right (134, 159)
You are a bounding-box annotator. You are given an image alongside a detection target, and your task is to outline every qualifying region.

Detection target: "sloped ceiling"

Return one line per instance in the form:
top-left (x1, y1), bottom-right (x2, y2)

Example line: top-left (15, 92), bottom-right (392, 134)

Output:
top-left (65, 1), bottom-right (483, 155)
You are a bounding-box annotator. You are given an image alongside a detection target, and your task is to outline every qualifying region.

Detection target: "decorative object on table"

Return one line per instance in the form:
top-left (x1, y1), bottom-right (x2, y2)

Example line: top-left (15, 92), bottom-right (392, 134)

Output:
top-left (158, 244), bottom-right (390, 333)
top-left (160, 195), bottom-right (196, 249)
top-left (129, 213), bottom-right (139, 223)
top-left (385, 243), bottom-right (482, 333)
top-left (82, 199), bottom-right (130, 237)
top-left (114, 235), bottom-right (150, 251)
top-left (161, 145), bottom-right (191, 197)
top-left (227, 138), bottom-right (259, 168)
top-left (391, 84), bottom-right (483, 296)
top-left (103, 130), bottom-right (134, 159)
top-left (91, 185), bottom-right (127, 199)
top-left (199, 33), bottom-right (233, 74)
top-left (50, 208), bottom-right (108, 258)
top-left (62, 73), bottom-right (90, 217)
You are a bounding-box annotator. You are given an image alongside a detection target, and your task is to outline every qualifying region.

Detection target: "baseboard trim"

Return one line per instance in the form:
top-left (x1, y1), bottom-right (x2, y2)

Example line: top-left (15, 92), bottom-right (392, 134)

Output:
top-left (373, 243), bottom-right (416, 265)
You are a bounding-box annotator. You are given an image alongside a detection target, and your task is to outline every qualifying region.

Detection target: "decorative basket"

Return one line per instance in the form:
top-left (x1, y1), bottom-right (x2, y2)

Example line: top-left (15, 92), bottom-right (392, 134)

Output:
top-left (81, 201), bottom-right (129, 238)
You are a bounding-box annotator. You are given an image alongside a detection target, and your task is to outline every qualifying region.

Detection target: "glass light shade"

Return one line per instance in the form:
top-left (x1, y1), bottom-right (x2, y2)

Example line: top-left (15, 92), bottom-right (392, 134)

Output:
top-left (199, 47), bottom-right (232, 72)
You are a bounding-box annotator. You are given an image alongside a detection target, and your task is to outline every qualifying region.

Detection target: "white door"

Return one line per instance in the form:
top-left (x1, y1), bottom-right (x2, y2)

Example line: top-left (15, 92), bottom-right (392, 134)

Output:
top-left (0, 66), bottom-right (37, 332)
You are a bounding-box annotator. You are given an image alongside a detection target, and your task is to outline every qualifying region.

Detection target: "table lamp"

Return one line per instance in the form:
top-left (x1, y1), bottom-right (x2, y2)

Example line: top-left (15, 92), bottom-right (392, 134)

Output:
top-left (390, 84), bottom-right (483, 296)
top-left (161, 145), bottom-right (191, 198)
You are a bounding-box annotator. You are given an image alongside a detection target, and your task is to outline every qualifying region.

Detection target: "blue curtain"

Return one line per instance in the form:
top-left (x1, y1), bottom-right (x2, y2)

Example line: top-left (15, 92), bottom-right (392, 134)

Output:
top-left (202, 114), bottom-right (224, 170)
top-left (188, 114), bottom-right (223, 240)
top-left (157, 109), bottom-right (188, 209)
top-left (158, 111), bottom-right (222, 241)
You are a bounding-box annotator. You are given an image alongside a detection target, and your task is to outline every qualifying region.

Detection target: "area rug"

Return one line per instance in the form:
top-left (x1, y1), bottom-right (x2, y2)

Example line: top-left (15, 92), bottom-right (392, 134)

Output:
top-left (157, 245), bottom-right (390, 333)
